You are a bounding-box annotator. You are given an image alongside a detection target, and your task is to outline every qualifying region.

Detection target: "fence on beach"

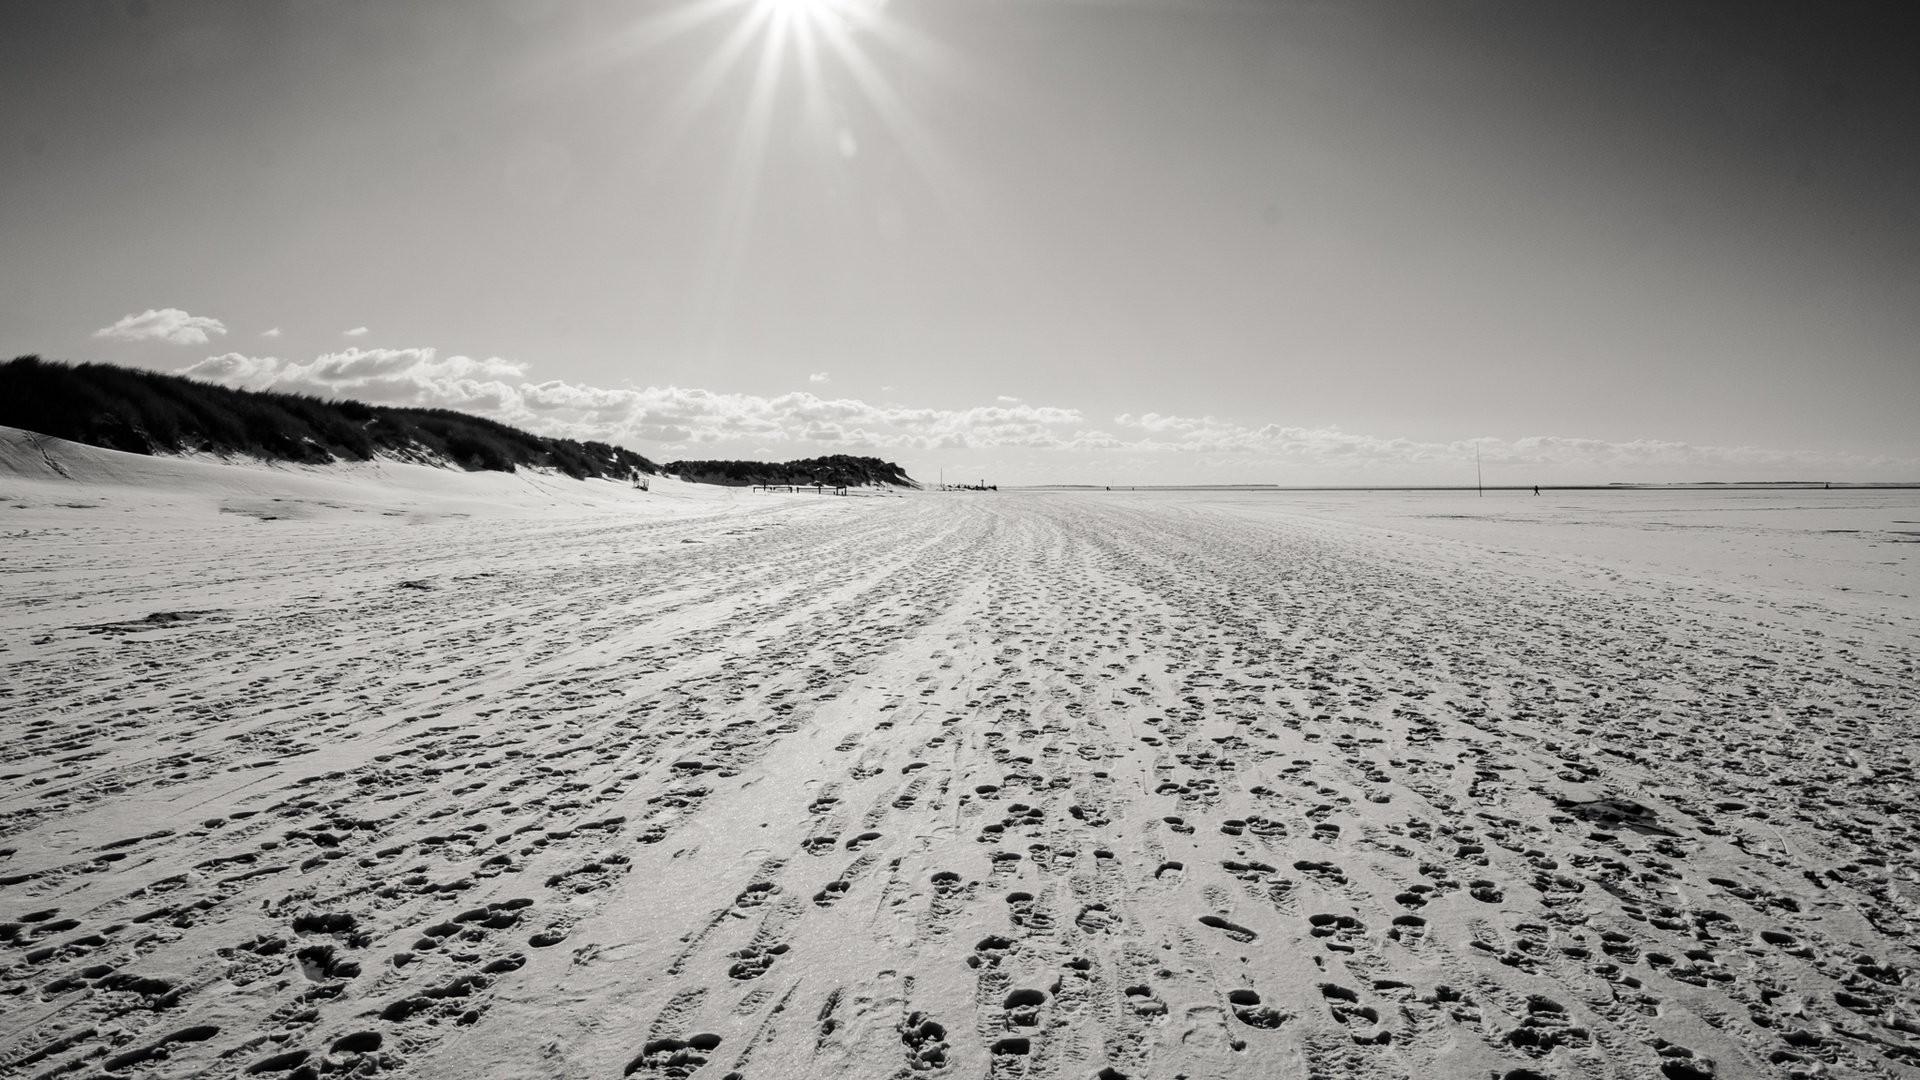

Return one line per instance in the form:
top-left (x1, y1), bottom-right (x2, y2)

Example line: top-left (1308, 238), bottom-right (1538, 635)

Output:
top-left (751, 483), bottom-right (849, 495)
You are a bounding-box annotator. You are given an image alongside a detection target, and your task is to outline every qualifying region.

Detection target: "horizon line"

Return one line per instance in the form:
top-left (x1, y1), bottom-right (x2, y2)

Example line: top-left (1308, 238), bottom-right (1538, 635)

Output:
top-left (994, 482), bottom-right (1920, 492)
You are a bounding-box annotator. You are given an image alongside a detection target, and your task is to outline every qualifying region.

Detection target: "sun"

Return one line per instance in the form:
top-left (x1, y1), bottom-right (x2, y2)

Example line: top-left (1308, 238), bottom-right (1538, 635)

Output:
top-left (759, 0), bottom-right (836, 16)
top-left (758, 0), bottom-right (887, 27)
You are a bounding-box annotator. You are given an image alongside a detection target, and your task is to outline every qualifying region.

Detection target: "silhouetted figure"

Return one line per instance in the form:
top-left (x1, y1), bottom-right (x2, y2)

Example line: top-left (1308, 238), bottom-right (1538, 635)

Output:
top-left (1533, 485), bottom-right (1539, 496)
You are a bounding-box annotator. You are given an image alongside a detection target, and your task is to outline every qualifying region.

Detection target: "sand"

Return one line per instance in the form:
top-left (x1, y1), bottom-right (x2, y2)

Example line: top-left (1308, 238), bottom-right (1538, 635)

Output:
top-left (3, 431), bottom-right (1918, 1080)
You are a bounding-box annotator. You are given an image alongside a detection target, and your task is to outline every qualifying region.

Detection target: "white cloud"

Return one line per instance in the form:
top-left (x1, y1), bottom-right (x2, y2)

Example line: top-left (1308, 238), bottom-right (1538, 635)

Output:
top-left (343, 326), bottom-right (369, 337)
top-left (1090, 414), bottom-right (1916, 479)
top-left (184, 348), bottom-right (527, 415)
top-left (176, 346), bottom-right (1917, 480)
top-left (809, 372), bottom-right (829, 383)
top-left (261, 327), bottom-right (281, 338)
top-left (94, 308), bottom-right (227, 346)
top-left (184, 348), bottom-right (1087, 452)
top-left (997, 395), bottom-right (1021, 404)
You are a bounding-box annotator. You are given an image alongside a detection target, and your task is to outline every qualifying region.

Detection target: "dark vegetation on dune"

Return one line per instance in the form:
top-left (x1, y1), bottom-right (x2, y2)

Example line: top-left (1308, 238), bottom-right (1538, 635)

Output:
top-left (665, 455), bottom-right (916, 488)
top-left (3, 356), bottom-right (916, 488)
top-left (0, 355), bottom-right (658, 479)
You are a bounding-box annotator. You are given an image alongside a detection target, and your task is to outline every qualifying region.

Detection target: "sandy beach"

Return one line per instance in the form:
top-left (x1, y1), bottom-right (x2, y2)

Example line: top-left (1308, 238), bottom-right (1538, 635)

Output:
top-left (11, 0), bottom-right (1919, 1074)
top-left (3, 438), bottom-right (1917, 1080)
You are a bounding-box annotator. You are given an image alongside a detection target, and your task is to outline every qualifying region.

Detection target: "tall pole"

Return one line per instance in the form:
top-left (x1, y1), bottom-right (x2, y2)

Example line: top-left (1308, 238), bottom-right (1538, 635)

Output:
top-left (1476, 442), bottom-right (1483, 498)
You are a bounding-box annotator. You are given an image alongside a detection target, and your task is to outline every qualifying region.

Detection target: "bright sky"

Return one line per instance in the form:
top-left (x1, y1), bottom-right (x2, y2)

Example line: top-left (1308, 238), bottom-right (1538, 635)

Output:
top-left (3, 0), bottom-right (1916, 484)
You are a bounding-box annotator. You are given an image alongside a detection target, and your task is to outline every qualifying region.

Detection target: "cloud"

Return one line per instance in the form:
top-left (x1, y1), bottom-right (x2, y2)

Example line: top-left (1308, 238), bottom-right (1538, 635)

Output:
top-left (809, 372), bottom-right (829, 383)
top-left (511, 381), bottom-right (1088, 452)
top-left (94, 308), bottom-right (227, 346)
top-left (176, 346), bottom-right (1917, 480)
top-left (184, 348), bottom-right (527, 414)
top-left (343, 326), bottom-right (369, 337)
top-left (184, 348), bottom-right (1087, 452)
top-left (997, 395), bottom-right (1020, 404)
top-left (261, 327), bottom-right (281, 338)
top-left (1092, 413), bottom-right (1916, 478)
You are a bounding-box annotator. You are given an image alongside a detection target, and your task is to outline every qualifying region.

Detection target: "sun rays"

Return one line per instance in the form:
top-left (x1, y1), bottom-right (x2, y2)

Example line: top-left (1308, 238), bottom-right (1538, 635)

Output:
top-left (582, 0), bottom-right (975, 352)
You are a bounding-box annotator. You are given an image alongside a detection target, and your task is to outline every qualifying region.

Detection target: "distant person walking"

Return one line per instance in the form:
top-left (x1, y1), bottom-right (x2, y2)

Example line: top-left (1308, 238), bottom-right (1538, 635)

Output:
top-left (1533, 485), bottom-right (1539, 496)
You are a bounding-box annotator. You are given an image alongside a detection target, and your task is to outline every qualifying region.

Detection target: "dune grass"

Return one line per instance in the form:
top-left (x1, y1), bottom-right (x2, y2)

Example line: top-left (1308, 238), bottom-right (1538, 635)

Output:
top-left (0, 356), bottom-right (657, 480)
top-left (3, 356), bottom-right (918, 487)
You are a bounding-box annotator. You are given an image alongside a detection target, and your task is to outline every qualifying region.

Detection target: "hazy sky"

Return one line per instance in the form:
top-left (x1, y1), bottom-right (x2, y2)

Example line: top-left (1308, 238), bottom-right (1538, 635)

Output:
top-left (4, 0), bottom-right (1916, 483)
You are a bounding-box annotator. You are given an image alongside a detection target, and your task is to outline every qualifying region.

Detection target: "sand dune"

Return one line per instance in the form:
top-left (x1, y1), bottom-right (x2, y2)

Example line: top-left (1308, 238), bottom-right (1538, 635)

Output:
top-left (2, 442), bottom-right (1917, 1080)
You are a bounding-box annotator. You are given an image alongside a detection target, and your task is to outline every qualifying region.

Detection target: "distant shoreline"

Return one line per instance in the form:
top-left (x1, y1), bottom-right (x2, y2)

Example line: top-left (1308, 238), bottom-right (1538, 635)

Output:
top-left (1013, 482), bottom-right (1920, 491)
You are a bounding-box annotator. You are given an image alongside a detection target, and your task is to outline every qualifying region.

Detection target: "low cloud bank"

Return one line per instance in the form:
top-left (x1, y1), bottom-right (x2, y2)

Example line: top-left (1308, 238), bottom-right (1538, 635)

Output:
top-left (96, 308), bottom-right (228, 346)
top-left (184, 348), bottom-right (1081, 452)
top-left (180, 347), bottom-right (1915, 481)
